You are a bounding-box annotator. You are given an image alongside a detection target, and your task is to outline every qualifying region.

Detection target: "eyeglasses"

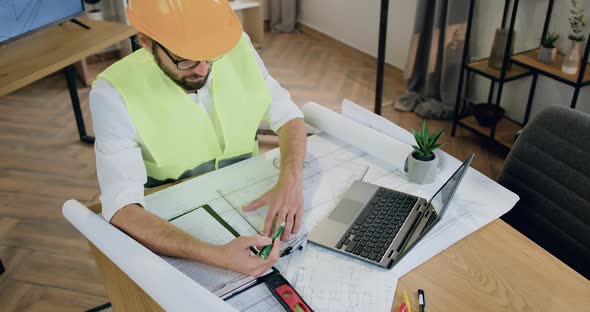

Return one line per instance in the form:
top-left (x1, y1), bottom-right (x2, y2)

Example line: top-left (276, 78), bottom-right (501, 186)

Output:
top-left (156, 42), bottom-right (222, 70)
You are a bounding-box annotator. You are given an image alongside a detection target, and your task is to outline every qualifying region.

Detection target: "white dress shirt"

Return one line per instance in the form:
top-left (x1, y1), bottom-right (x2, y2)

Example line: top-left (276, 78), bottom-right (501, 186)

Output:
top-left (90, 33), bottom-right (303, 221)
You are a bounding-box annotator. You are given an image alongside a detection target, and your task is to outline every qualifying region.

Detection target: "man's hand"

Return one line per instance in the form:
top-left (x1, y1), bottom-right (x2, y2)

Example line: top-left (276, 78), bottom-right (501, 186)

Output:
top-left (242, 173), bottom-right (303, 241)
top-left (110, 205), bottom-right (280, 277)
top-left (216, 235), bottom-right (280, 277)
top-left (243, 118), bottom-right (306, 241)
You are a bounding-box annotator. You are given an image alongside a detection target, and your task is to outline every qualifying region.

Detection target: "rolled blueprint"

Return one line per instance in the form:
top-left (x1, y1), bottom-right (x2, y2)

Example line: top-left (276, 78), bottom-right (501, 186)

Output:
top-left (302, 101), bottom-right (414, 169)
top-left (63, 200), bottom-right (237, 312)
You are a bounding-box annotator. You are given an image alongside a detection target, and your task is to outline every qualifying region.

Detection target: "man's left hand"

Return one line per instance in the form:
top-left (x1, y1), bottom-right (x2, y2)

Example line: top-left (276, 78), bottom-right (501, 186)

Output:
top-left (242, 173), bottom-right (303, 241)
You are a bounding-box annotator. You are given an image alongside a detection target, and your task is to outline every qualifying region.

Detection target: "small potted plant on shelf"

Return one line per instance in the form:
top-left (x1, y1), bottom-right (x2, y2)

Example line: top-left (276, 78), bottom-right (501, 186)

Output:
top-left (85, 0), bottom-right (104, 21)
top-left (562, 0), bottom-right (587, 74)
top-left (538, 32), bottom-right (560, 64)
top-left (405, 121), bottom-right (446, 184)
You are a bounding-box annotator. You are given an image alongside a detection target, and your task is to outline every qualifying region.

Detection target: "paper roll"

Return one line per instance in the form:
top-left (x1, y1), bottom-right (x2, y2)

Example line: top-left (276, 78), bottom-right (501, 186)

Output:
top-left (302, 101), bottom-right (413, 169)
top-left (62, 200), bottom-right (237, 312)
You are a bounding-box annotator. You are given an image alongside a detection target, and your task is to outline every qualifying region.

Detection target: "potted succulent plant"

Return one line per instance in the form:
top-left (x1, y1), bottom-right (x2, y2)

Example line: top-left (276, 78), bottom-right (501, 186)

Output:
top-left (538, 32), bottom-right (560, 64)
top-left (405, 121), bottom-right (446, 184)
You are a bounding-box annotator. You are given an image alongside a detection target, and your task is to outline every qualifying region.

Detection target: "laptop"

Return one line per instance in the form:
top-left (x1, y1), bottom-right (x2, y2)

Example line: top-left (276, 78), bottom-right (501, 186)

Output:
top-left (308, 153), bottom-right (475, 268)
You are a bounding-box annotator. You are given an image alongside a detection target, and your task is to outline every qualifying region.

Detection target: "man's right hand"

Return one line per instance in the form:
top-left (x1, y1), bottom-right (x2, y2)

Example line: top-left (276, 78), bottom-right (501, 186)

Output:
top-left (110, 206), bottom-right (280, 277)
top-left (216, 235), bottom-right (280, 277)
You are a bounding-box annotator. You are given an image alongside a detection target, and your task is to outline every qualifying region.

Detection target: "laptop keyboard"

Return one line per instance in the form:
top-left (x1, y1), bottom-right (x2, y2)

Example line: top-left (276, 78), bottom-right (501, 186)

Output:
top-left (336, 188), bottom-right (418, 263)
top-left (419, 211), bottom-right (438, 236)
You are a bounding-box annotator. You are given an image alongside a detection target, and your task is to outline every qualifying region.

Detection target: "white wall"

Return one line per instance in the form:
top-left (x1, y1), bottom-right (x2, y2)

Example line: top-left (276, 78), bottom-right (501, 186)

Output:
top-left (298, 0), bottom-right (418, 69)
top-left (298, 0), bottom-right (590, 119)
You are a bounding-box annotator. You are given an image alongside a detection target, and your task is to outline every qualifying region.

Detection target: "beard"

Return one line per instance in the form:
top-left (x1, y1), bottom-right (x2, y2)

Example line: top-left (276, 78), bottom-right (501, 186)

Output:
top-left (154, 53), bottom-right (211, 92)
top-left (177, 71), bottom-right (210, 91)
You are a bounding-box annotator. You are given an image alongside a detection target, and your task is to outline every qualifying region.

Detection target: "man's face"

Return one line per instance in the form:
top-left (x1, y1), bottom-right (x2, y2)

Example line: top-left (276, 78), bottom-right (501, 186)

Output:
top-left (152, 42), bottom-right (212, 93)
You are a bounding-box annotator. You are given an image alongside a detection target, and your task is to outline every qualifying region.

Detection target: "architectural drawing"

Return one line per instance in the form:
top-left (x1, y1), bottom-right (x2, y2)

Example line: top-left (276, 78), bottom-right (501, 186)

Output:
top-left (145, 134), bottom-right (409, 311)
top-left (227, 284), bottom-right (284, 312)
top-left (137, 96), bottom-right (520, 311)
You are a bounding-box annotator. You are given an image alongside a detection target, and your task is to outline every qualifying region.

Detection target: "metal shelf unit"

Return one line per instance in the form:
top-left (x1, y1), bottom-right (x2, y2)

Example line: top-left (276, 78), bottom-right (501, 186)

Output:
top-left (451, 0), bottom-right (590, 149)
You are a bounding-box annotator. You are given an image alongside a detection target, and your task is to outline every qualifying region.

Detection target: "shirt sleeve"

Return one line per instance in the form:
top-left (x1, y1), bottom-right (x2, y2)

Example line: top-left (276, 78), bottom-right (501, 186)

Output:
top-left (90, 79), bottom-right (147, 222)
top-left (243, 33), bottom-right (303, 133)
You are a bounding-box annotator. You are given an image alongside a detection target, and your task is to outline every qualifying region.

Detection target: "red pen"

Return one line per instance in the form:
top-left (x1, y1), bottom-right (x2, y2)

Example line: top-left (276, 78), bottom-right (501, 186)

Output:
top-left (398, 290), bottom-right (412, 312)
top-left (399, 303), bottom-right (409, 312)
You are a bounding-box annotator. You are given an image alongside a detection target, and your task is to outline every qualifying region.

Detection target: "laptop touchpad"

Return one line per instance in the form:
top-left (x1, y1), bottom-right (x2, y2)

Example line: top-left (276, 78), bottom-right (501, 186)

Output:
top-left (328, 199), bottom-right (364, 224)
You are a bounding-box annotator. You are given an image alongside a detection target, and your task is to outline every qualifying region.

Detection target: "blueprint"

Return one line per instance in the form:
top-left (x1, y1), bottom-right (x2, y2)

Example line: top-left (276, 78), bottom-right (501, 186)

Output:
top-left (62, 100), bottom-right (520, 312)
top-left (141, 100), bottom-right (519, 312)
top-left (146, 134), bottom-right (410, 241)
top-left (145, 132), bottom-right (404, 252)
top-left (63, 200), bottom-right (237, 312)
top-left (0, 0), bottom-right (83, 42)
top-left (278, 244), bottom-right (397, 312)
top-left (145, 134), bottom-right (408, 311)
top-left (227, 283), bottom-right (284, 312)
top-left (219, 145), bottom-right (376, 233)
top-left (160, 208), bottom-right (258, 299)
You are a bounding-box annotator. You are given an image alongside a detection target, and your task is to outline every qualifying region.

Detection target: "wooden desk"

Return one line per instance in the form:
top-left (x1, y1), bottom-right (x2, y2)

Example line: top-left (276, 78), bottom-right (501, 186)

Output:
top-left (87, 182), bottom-right (186, 311)
top-left (0, 18), bottom-right (136, 143)
top-left (392, 219), bottom-right (590, 312)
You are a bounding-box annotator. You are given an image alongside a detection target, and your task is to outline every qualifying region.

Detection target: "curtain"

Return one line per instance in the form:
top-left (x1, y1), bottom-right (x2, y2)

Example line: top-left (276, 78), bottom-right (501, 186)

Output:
top-left (395, 0), bottom-right (470, 119)
top-left (270, 0), bottom-right (298, 33)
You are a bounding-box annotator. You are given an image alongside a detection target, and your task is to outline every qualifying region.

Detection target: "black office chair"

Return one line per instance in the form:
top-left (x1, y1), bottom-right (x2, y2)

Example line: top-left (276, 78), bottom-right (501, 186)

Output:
top-left (498, 106), bottom-right (590, 280)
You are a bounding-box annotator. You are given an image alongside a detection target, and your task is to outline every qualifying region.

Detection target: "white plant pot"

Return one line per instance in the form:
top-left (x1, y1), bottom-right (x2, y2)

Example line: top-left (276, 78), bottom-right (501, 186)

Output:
top-left (87, 9), bottom-right (104, 21)
top-left (405, 152), bottom-right (438, 184)
top-left (538, 46), bottom-right (556, 64)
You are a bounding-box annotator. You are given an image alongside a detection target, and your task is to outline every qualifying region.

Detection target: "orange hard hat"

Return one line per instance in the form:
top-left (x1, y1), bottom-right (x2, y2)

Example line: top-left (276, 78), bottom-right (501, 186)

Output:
top-left (126, 0), bottom-right (243, 61)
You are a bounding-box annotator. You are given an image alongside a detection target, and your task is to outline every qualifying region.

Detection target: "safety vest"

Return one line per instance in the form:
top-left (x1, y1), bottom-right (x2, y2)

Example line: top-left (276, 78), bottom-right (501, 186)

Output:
top-left (96, 37), bottom-right (271, 187)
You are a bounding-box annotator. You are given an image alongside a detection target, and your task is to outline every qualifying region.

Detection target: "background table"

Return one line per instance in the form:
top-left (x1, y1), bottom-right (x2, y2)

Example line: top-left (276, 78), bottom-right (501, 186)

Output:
top-left (230, 0), bottom-right (264, 49)
top-left (392, 219), bottom-right (590, 312)
top-left (0, 18), bottom-right (136, 143)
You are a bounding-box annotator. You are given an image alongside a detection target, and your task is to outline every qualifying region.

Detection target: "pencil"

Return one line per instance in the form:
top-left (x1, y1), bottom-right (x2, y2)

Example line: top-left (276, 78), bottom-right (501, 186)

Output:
top-left (259, 222), bottom-right (285, 260)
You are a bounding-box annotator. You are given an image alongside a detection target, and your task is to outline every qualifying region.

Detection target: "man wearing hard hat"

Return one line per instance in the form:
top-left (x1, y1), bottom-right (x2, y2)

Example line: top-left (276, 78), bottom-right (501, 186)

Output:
top-left (89, 0), bottom-right (306, 276)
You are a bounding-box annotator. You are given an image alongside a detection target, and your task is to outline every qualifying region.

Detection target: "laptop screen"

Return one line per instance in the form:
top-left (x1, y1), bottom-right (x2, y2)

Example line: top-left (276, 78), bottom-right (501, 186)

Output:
top-left (394, 153), bottom-right (475, 264)
top-left (427, 153), bottom-right (475, 217)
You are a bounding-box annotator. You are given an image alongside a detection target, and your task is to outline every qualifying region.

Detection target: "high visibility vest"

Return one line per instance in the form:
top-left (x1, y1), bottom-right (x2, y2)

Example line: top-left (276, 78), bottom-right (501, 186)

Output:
top-left (97, 37), bottom-right (271, 187)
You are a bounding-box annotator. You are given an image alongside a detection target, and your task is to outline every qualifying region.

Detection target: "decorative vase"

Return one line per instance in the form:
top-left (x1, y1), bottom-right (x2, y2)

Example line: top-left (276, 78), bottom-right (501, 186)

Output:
top-left (562, 40), bottom-right (582, 74)
top-left (404, 152), bottom-right (439, 184)
top-left (538, 46), bottom-right (557, 64)
top-left (489, 28), bottom-right (515, 70)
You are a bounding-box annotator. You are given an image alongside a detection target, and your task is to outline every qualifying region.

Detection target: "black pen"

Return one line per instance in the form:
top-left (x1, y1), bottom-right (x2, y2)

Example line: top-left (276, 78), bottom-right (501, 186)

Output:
top-left (418, 289), bottom-right (426, 312)
top-left (280, 234), bottom-right (308, 257)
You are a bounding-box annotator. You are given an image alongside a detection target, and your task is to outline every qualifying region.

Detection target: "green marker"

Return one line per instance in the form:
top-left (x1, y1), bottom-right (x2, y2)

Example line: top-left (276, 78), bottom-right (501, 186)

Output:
top-left (259, 222), bottom-right (285, 260)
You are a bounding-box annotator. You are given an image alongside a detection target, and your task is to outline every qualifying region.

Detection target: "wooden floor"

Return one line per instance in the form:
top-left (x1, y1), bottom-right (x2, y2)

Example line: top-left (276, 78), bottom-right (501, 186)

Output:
top-left (0, 30), bottom-right (507, 311)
